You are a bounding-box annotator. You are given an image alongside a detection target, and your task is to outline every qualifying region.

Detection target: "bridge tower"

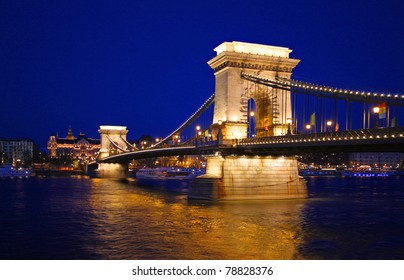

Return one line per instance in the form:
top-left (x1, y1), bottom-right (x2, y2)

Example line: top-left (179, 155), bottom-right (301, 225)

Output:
top-left (208, 41), bottom-right (300, 138)
top-left (189, 41), bottom-right (307, 200)
top-left (96, 125), bottom-right (129, 178)
top-left (98, 125), bottom-right (129, 159)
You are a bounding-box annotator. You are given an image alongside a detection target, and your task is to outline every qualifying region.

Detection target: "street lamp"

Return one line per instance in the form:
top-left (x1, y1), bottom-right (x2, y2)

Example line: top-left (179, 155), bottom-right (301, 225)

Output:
top-left (196, 125), bottom-right (201, 137)
top-left (217, 120), bottom-right (223, 144)
top-left (305, 124), bottom-right (311, 133)
top-left (286, 118), bottom-right (292, 135)
top-left (249, 111), bottom-right (256, 137)
top-left (195, 125), bottom-right (201, 146)
top-left (373, 106), bottom-right (380, 128)
top-left (326, 120), bottom-right (332, 132)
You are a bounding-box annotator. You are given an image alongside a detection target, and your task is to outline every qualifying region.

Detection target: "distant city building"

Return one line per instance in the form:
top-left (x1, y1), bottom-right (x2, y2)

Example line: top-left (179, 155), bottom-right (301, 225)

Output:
top-left (0, 138), bottom-right (34, 166)
top-left (297, 152), bottom-right (349, 166)
top-left (47, 127), bottom-right (100, 165)
top-left (349, 152), bottom-right (404, 168)
top-left (136, 135), bottom-right (156, 149)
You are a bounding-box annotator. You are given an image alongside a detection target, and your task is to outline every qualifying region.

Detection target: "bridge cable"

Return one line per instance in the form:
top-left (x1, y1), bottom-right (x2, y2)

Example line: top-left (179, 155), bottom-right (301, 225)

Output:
top-left (105, 135), bottom-right (128, 152)
top-left (241, 72), bottom-right (404, 105)
top-left (120, 135), bottom-right (135, 151)
top-left (153, 93), bottom-right (215, 148)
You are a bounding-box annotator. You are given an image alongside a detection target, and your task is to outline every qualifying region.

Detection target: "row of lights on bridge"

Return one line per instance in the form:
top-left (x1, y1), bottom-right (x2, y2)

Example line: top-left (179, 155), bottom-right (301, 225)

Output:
top-left (238, 132), bottom-right (404, 146)
top-left (242, 73), bottom-right (404, 100)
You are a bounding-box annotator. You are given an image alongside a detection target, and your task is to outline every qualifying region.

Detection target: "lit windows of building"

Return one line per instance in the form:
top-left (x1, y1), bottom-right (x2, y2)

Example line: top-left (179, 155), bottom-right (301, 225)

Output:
top-left (349, 152), bottom-right (404, 168)
top-left (0, 138), bottom-right (34, 167)
top-left (47, 127), bottom-right (100, 166)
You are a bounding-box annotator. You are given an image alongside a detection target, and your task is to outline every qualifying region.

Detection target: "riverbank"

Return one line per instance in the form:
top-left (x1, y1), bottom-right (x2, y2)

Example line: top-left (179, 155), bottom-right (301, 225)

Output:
top-left (34, 169), bottom-right (86, 176)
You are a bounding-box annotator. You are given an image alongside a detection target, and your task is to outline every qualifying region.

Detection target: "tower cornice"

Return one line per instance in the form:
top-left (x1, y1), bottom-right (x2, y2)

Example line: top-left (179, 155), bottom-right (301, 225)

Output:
top-left (208, 51), bottom-right (300, 74)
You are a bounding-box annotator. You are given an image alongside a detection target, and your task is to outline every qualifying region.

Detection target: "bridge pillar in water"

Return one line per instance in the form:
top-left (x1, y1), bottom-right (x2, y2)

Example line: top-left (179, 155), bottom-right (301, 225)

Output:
top-left (208, 41), bottom-right (300, 138)
top-left (98, 125), bottom-right (129, 159)
top-left (96, 162), bottom-right (128, 178)
top-left (189, 155), bottom-right (307, 200)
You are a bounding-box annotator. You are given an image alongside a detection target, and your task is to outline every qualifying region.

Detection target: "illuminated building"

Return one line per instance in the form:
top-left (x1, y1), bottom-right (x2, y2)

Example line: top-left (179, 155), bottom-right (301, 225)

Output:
top-left (349, 152), bottom-right (404, 168)
top-left (47, 127), bottom-right (100, 164)
top-left (0, 138), bottom-right (34, 166)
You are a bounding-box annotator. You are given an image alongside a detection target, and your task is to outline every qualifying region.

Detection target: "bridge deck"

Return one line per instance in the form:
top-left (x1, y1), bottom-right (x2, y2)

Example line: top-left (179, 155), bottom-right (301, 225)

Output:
top-left (93, 127), bottom-right (404, 164)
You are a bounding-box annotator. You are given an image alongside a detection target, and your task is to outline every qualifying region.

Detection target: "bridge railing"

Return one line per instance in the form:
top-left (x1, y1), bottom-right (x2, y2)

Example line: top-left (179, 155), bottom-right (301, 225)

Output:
top-left (149, 137), bottom-right (219, 149)
top-left (237, 127), bottom-right (404, 146)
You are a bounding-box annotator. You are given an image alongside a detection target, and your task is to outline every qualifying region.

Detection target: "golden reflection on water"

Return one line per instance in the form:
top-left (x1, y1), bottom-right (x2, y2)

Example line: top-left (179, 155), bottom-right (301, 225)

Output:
top-left (88, 178), bottom-right (307, 259)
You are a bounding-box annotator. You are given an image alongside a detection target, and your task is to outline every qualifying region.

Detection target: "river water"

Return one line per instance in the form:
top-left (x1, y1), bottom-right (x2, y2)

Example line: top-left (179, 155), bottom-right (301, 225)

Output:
top-left (0, 175), bottom-right (403, 260)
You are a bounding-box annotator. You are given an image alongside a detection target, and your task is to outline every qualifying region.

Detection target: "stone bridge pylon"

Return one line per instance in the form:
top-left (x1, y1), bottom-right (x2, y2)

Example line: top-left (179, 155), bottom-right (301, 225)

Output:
top-left (98, 125), bottom-right (129, 159)
top-left (189, 41), bottom-right (307, 200)
top-left (95, 125), bottom-right (130, 178)
top-left (208, 41), bottom-right (300, 139)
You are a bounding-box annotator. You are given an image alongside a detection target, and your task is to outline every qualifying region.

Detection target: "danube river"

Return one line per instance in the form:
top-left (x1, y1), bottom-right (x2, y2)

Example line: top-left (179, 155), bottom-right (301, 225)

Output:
top-left (0, 175), bottom-right (403, 260)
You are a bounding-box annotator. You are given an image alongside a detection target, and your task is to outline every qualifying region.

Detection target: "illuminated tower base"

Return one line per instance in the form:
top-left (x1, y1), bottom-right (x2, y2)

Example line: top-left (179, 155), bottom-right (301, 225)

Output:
top-left (87, 162), bottom-right (128, 178)
top-left (189, 155), bottom-right (307, 200)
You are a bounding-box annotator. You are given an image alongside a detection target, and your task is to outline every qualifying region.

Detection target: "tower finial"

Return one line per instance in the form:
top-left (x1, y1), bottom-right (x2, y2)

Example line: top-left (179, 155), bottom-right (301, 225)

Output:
top-left (66, 126), bottom-right (75, 139)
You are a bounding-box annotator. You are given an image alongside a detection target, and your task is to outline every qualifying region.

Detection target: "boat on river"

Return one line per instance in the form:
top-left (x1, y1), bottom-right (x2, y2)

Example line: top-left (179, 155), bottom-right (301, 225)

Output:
top-left (0, 164), bottom-right (32, 177)
top-left (341, 165), bottom-right (396, 177)
top-left (299, 168), bottom-right (340, 177)
top-left (341, 170), bottom-right (396, 177)
top-left (135, 167), bottom-right (205, 191)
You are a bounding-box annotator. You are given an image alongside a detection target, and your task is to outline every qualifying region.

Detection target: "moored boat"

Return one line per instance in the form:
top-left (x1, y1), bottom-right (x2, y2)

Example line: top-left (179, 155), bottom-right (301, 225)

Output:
top-left (341, 169), bottom-right (396, 177)
top-left (0, 164), bottom-right (33, 177)
top-left (299, 168), bottom-right (340, 177)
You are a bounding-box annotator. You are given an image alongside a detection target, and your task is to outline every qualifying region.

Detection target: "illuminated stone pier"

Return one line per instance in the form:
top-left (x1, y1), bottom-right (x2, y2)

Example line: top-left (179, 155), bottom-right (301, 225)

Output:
top-left (88, 125), bottom-right (130, 178)
top-left (190, 41), bottom-right (307, 200)
top-left (189, 155), bottom-right (307, 200)
top-left (96, 162), bottom-right (128, 178)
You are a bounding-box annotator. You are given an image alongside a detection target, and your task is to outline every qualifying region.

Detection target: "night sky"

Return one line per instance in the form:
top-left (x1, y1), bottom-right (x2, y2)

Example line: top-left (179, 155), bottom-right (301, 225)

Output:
top-left (1, 0), bottom-right (403, 149)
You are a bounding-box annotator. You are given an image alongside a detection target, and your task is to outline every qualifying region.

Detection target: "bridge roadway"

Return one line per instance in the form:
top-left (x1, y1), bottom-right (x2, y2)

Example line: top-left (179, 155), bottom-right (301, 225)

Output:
top-left (93, 127), bottom-right (404, 164)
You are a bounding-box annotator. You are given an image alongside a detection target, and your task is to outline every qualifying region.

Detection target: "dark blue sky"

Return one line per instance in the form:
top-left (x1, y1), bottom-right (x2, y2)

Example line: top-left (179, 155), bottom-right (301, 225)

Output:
top-left (1, 0), bottom-right (403, 148)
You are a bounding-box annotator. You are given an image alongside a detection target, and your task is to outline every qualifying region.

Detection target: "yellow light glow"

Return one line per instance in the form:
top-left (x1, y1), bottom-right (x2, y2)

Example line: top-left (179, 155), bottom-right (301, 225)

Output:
top-left (214, 41), bottom-right (292, 58)
top-left (99, 125), bottom-right (127, 131)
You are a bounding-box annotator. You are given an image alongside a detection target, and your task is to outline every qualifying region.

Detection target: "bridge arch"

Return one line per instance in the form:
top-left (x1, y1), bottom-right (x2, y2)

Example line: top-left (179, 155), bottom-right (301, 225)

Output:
top-left (247, 97), bottom-right (257, 138)
top-left (243, 83), bottom-right (279, 137)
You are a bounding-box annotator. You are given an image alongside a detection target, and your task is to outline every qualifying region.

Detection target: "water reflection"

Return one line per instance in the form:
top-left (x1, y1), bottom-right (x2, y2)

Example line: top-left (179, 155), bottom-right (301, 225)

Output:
top-left (2, 176), bottom-right (404, 259)
top-left (88, 179), bottom-right (306, 259)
